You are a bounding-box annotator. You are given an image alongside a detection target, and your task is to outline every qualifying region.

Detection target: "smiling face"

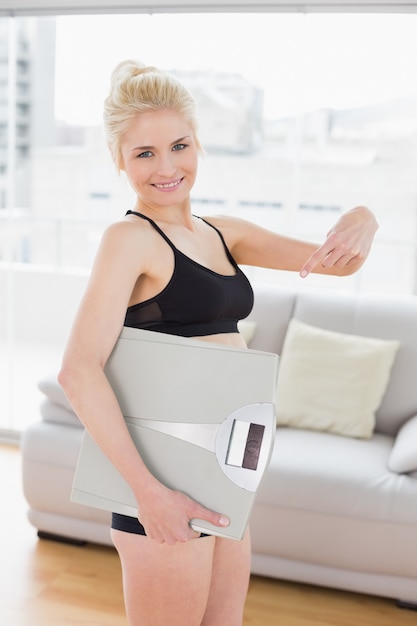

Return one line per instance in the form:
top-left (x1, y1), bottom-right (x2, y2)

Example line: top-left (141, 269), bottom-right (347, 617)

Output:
top-left (120, 108), bottom-right (199, 211)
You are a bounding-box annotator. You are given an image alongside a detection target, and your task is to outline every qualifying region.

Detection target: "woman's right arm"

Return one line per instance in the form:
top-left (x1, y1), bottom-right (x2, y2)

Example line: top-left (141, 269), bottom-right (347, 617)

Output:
top-left (59, 220), bottom-right (157, 508)
top-left (58, 220), bottom-right (228, 544)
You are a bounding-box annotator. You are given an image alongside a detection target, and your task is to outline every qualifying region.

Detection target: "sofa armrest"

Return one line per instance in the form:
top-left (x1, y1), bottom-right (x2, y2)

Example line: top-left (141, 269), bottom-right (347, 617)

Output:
top-left (38, 375), bottom-right (81, 428)
top-left (388, 414), bottom-right (417, 473)
top-left (39, 375), bottom-right (73, 410)
top-left (40, 397), bottom-right (81, 428)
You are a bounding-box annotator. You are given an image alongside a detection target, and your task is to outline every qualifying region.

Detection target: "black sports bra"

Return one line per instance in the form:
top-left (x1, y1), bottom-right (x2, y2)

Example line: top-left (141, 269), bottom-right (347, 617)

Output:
top-left (124, 210), bottom-right (254, 337)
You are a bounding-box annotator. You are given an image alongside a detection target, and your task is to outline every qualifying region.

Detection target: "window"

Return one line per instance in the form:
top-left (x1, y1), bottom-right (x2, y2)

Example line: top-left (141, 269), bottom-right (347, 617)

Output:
top-left (2, 10), bottom-right (417, 434)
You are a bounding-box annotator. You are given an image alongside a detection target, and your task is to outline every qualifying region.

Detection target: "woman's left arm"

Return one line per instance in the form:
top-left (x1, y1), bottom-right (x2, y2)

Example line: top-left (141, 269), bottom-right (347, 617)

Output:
top-left (209, 205), bottom-right (378, 278)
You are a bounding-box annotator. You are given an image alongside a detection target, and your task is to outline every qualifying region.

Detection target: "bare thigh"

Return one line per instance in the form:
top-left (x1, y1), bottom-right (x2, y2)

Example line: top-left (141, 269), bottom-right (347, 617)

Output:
top-left (112, 528), bottom-right (251, 626)
top-left (111, 528), bottom-right (216, 626)
top-left (202, 528), bottom-right (251, 626)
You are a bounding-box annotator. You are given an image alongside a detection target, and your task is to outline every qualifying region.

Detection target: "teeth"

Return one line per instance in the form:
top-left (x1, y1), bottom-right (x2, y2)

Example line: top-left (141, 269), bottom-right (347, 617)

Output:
top-left (154, 179), bottom-right (181, 189)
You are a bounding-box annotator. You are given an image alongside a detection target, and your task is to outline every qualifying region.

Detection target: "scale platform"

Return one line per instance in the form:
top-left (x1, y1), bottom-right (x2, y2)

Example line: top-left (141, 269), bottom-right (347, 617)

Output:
top-left (71, 328), bottom-right (278, 540)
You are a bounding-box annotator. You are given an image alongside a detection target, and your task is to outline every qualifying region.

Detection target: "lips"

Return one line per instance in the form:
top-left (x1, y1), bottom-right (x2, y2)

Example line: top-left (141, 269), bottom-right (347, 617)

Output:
top-left (152, 178), bottom-right (184, 190)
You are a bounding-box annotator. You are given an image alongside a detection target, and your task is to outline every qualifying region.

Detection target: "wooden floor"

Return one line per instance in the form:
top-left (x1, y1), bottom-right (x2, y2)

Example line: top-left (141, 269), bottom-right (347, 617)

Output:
top-left (1, 444), bottom-right (416, 626)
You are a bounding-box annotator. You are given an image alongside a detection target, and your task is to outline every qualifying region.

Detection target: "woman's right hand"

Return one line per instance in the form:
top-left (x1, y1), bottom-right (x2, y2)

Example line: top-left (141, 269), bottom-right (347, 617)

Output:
top-left (136, 478), bottom-right (230, 544)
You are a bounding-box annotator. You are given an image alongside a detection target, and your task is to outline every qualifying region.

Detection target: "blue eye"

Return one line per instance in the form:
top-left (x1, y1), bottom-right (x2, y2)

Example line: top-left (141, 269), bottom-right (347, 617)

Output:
top-left (172, 143), bottom-right (187, 151)
top-left (138, 151), bottom-right (152, 158)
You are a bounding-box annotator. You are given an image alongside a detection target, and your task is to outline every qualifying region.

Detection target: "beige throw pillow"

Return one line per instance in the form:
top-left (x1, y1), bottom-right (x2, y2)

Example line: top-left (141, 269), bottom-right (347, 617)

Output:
top-left (276, 318), bottom-right (400, 439)
top-left (238, 320), bottom-right (257, 346)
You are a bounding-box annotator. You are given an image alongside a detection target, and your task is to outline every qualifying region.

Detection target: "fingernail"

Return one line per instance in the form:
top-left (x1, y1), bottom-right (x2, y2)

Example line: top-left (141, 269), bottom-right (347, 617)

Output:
top-left (219, 516), bottom-right (230, 527)
top-left (300, 269), bottom-right (308, 278)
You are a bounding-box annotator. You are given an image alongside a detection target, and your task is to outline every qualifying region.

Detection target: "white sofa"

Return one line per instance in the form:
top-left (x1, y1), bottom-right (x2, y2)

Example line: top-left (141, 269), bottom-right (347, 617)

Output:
top-left (21, 282), bottom-right (417, 607)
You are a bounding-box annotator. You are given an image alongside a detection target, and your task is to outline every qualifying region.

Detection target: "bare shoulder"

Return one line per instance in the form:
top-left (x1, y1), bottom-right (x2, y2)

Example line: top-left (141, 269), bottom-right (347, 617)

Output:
top-left (96, 214), bottom-right (157, 264)
top-left (75, 216), bottom-right (157, 326)
top-left (201, 214), bottom-right (254, 246)
top-left (102, 214), bottom-right (152, 245)
top-left (201, 213), bottom-right (316, 270)
top-left (201, 213), bottom-right (278, 253)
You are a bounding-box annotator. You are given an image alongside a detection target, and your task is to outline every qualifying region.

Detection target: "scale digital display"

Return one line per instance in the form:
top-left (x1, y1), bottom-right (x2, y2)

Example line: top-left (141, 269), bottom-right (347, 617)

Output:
top-left (225, 419), bottom-right (265, 471)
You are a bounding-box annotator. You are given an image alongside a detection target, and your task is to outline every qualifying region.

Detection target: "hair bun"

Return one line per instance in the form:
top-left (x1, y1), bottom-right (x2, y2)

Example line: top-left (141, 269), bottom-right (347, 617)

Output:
top-left (110, 59), bottom-right (158, 88)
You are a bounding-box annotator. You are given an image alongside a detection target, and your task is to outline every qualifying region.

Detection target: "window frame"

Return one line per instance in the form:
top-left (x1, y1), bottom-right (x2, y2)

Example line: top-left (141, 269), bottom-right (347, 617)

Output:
top-left (1, 1), bottom-right (417, 18)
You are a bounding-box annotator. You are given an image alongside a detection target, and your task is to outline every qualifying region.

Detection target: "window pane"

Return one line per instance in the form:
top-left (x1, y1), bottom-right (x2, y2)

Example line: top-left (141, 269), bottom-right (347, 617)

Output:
top-left (2, 11), bottom-right (417, 432)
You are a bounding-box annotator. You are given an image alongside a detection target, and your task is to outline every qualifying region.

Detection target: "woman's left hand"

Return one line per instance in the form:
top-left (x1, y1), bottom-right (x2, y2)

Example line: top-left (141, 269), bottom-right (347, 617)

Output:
top-left (300, 205), bottom-right (378, 278)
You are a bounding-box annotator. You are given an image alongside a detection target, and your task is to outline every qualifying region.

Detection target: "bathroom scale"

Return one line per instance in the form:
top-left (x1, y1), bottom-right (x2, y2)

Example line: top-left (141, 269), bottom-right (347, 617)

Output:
top-left (71, 327), bottom-right (278, 540)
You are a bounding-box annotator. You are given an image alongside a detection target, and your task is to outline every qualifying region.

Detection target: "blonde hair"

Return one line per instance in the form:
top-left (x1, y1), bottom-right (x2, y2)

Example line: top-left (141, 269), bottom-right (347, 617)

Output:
top-left (103, 60), bottom-right (202, 170)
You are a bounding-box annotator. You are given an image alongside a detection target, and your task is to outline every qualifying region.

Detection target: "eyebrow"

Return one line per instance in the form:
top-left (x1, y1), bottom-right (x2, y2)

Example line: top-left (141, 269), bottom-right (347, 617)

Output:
top-left (131, 135), bottom-right (191, 152)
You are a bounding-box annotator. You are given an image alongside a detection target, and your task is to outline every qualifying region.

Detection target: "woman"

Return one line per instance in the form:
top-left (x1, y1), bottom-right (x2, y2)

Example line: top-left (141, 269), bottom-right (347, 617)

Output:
top-left (59, 60), bottom-right (378, 626)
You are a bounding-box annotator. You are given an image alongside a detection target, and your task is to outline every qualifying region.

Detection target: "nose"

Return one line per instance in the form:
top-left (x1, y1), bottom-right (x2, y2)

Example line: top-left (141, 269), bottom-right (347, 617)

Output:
top-left (156, 152), bottom-right (176, 177)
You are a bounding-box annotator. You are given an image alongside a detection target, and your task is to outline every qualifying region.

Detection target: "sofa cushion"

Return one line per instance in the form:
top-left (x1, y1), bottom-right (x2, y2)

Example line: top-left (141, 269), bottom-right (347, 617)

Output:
top-left (388, 414), bottom-right (417, 474)
top-left (259, 428), bottom-right (417, 525)
top-left (276, 318), bottom-right (400, 439)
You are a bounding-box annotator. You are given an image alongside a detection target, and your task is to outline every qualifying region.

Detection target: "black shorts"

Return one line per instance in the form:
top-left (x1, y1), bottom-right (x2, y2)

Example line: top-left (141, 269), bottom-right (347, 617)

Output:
top-left (111, 512), bottom-right (210, 538)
